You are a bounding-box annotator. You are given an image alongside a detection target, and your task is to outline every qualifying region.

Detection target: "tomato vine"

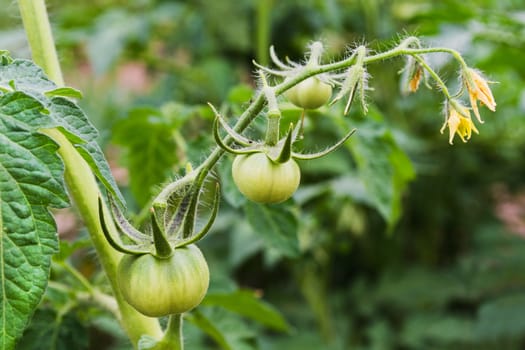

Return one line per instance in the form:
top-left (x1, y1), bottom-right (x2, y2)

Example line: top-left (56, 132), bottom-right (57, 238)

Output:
top-left (3, 1), bottom-right (497, 349)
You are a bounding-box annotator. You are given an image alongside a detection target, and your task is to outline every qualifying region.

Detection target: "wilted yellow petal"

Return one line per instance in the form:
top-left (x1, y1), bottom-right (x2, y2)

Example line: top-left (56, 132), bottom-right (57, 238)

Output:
top-left (465, 68), bottom-right (496, 123)
top-left (409, 66), bottom-right (422, 93)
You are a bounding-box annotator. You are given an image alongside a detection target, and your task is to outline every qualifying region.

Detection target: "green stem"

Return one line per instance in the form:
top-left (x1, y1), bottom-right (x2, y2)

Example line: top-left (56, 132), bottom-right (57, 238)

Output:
top-left (18, 0), bottom-right (64, 86)
top-left (158, 314), bottom-right (184, 349)
top-left (47, 281), bottom-right (119, 317)
top-left (153, 40), bottom-right (467, 205)
top-left (256, 0), bottom-right (273, 66)
top-left (152, 93), bottom-right (266, 206)
top-left (265, 112), bottom-right (281, 146)
top-left (61, 261), bottom-right (95, 293)
top-left (153, 172), bottom-right (197, 207)
top-left (195, 93), bottom-right (266, 171)
top-left (364, 46), bottom-right (466, 69)
top-left (259, 72), bottom-right (281, 147)
top-left (17, 1), bottom-right (162, 346)
top-left (412, 55), bottom-right (452, 99)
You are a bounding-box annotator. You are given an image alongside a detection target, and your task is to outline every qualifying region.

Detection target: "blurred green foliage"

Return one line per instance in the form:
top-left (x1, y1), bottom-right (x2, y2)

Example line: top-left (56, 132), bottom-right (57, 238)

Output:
top-left (3, 0), bottom-right (525, 349)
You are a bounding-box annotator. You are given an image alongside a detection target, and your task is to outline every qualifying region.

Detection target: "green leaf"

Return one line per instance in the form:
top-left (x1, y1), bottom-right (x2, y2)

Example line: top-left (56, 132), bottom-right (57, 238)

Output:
top-left (75, 141), bottom-right (124, 205)
top-left (0, 51), bottom-right (13, 65)
top-left (46, 96), bottom-right (124, 205)
top-left (44, 87), bottom-right (83, 100)
top-left (16, 308), bottom-right (89, 350)
top-left (0, 58), bottom-right (55, 97)
top-left (227, 84), bottom-right (253, 105)
top-left (244, 202), bottom-right (300, 257)
top-left (0, 92), bottom-right (69, 350)
top-left (53, 238), bottom-right (92, 263)
top-left (90, 315), bottom-right (130, 349)
top-left (244, 201), bottom-right (299, 257)
top-left (0, 57), bottom-right (123, 349)
top-left (373, 268), bottom-right (463, 311)
top-left (187, 308), bottom-right (256, 350)
top-left (113, 107), bottom-right (179, 205)
top-left (202, 290), bottom-right (290, 332)
top-left (474, 293), bottom-right (525, 341)
top-left (346, 109), bottom-right (415, 232)
top-left (401, 314), bottom-right (474, 348)
top-left (188, 311), bottom-right (232, 350)
top-left (228, 218), bottom-right (264, 268)
top-left (0, 57), bottom-right (123, 205)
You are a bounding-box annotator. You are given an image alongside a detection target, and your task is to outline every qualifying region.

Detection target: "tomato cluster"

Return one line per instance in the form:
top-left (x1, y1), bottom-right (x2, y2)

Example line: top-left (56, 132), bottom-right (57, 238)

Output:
top-left (211, 67), bottom-right (352, 205)
top-left (228, 76), bottom-right (333, 204)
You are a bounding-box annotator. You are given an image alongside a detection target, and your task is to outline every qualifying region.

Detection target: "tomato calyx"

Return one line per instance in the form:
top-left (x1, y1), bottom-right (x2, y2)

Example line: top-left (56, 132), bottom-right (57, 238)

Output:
top-left (210, 103), bottom-right (356, 164)
top-left (98, 169), bottom-right (220, 258)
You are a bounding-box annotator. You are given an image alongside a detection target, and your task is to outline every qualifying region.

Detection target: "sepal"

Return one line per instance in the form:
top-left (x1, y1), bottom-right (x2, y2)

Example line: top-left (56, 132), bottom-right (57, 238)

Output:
top-left (292, 128), bottom-right (356, 160)
top-left (98, 197), bottom-right (150, 255)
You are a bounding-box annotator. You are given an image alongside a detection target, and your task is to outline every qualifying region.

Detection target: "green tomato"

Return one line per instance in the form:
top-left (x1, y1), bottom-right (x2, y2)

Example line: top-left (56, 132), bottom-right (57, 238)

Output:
top-left (232, 153), bottom-right (301, 204)
top-left (117, 244), bottom-right (209, 317)
top-left (285, 76), bottom-right (332, 110)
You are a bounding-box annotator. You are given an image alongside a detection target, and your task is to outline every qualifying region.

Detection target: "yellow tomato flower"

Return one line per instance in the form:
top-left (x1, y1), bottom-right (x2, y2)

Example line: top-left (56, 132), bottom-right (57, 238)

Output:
top-left (440, 104), bottom-right (479, 144)
top-left (464, 68), bottom-right (496, 123)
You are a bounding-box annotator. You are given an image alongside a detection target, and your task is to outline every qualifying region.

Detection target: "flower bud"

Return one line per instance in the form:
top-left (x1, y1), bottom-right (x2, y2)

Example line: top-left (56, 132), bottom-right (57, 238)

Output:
top-left (400, 56), bottom-right (423, 95)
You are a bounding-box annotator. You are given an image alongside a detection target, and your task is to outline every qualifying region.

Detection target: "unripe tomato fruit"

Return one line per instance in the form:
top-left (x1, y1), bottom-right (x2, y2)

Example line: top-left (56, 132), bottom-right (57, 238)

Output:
top-left (285, 77), bottom-right (332, 110)
top-left (117, 245), bottom-right (209, 317)
top-left (232, 153), bottom-right (301, 204)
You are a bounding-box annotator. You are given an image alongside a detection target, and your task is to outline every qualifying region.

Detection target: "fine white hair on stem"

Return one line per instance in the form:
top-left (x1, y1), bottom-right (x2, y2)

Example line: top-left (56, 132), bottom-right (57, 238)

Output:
top-left (269, 45), bottom-right (293, 70)
top-left (253, 59), bottom-right (289, 76)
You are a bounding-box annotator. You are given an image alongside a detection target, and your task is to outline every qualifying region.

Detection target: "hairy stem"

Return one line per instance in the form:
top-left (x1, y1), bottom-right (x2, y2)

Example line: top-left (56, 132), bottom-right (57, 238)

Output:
top-left (265, 113), bottom-right (281, 146)
top-left (153, 40), bottom-right (465, 205)
top-left (17, 0), bottom-right (162, 346)
top-left (412, 55), bottom-right (452, 99)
